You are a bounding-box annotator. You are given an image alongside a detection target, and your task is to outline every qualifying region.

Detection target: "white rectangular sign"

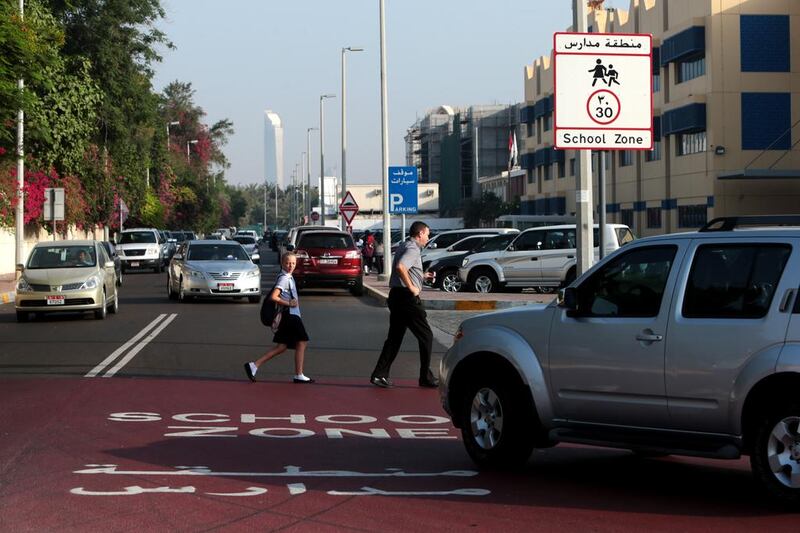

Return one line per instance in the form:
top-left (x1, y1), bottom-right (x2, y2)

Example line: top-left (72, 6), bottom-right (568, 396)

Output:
top-left (554, 32), bottom-right (653, 150)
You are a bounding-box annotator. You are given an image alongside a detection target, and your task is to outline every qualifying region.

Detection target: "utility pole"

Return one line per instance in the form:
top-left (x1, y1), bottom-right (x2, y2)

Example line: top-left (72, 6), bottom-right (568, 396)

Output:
top-left (341, 46), bottom-right (364, 230)
top-left (15, 0), bottom-right (25, 273)
top-left (319, 94), bottom-right (335, 225)
top-left (573, 0), bottom-right (594, 275)
top-left (378, 0), bottom-right (392, 281)
top-left (307, 128), bottom-right (317, 222)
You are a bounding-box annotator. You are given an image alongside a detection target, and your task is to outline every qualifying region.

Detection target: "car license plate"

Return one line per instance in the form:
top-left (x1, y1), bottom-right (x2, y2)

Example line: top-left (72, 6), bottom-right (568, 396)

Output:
top-left (130, 262), bottom-right (140, 267)
top-left (218, 283), bottom-right (234, 291)
top-left (46, 295), bottom-right (65, 306)
top-left (319, 258), bottom-right (337, 265)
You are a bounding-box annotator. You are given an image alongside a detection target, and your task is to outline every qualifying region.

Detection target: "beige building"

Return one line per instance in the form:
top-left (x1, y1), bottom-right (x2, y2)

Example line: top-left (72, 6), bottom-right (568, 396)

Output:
top-left (521, 0), bottom-right (800, 236)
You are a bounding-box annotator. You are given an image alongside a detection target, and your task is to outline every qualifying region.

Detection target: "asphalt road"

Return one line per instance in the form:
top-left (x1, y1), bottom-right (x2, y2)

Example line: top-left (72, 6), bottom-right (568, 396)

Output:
top-left (0, 247), bottom-right (798, 531)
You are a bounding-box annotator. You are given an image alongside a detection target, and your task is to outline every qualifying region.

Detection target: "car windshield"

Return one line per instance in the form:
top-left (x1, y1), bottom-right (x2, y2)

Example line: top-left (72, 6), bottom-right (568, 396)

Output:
top-left (234, 236), bottom-right (256, 245)
top-left (474, 234), bottom-right (517, 252)
top-left (187, 244), bottom-right (249, 261)
top-left (298, 234), bottom-right (354, 249)
top-left (120, 231), bottom-right (156, 244)
top-left (27, 245), bottom-right (97, 269)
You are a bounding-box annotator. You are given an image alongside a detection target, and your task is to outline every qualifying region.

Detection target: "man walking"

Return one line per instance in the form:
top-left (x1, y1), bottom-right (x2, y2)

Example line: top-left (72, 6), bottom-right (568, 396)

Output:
top-left (370, 221), bottom-right (439, 389)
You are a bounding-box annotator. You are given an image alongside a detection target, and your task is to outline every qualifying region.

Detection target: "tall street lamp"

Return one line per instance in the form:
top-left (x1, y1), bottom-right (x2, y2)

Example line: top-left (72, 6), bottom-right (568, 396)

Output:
top-left (15, 0), bottom-right (25, 271)
top-left (306, 127), bottom-right (318, 220)
top-left (166, 120), bottom-right (180, 151)
top-left (300, 151), bottom-right (307, 223)
top-left (186, 139), bottom-right (198, 163)
top-left (341, 46), bottom-right (364, 229)
top-left (319, 94), bottom-right (336, 225)
top-left (378, 0), bottom-right (392, 280)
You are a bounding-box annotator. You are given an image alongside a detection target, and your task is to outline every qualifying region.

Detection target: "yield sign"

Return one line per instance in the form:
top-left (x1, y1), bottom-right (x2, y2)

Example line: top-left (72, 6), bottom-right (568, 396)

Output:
top-left (339, 191), bottom-right (359, 225)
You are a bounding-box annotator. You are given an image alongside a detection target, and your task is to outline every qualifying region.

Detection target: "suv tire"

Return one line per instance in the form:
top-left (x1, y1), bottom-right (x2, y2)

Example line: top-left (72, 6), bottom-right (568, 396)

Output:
top-left (440, 269), bottom-right (463, 293)
top-left (350, 276), bottom-right (364, 297)
top-left (459, 372), bottom-right (536, 468)
top-left (751, 407), bottom-right (800, 506)
top-left (469, 269), bottom-right (498, 293)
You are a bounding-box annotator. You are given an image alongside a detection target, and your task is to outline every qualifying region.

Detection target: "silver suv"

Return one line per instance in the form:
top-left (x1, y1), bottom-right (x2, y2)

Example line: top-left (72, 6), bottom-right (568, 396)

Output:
top-left (458, 223), bottom-right (634, 292)
top-left (440, 216), bottom-right (800, 505)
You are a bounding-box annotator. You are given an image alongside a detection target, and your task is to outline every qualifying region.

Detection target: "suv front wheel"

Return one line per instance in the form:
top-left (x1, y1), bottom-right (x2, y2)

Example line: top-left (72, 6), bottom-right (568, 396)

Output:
top-left (469, 269), bottom-right (498, 293)
top-left (458, 373), bottom-right (536, 468)
top-left (751, 408), bottom-right (800, 506)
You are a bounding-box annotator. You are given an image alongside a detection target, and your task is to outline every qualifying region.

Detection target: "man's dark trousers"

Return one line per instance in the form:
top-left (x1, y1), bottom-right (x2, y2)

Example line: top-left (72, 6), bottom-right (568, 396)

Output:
top-left (372, 287), bottom-right (433, 381)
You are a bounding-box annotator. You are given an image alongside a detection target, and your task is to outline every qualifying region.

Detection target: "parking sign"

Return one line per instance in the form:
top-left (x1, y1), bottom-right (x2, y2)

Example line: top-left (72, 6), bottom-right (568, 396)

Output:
top-left (388, 166), bottom-right (418, 214)
top-left (554, 32), bottom-right (652, 150)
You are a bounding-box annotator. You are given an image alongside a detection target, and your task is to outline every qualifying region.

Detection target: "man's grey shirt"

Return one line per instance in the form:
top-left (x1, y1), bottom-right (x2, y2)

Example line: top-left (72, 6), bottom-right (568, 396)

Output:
top-left (389, 239), bottom-right (424, 291)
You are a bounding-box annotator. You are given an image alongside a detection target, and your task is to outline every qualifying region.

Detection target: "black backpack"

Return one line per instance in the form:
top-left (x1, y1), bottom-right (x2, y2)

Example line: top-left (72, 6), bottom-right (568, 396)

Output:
top-left (259, 274), bottom-right (293, 327)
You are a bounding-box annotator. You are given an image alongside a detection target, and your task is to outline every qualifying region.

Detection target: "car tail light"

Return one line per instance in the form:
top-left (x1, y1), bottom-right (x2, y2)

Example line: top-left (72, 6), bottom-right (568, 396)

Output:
top-left (295, 250), bottom-right (310, 259)
top-left (345, 250), bottom-right (360, 259)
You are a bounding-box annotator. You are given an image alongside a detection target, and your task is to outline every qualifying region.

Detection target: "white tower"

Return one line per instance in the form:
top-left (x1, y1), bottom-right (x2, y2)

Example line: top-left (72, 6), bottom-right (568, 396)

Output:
top-left (264, 110), bottom-right (284, 188)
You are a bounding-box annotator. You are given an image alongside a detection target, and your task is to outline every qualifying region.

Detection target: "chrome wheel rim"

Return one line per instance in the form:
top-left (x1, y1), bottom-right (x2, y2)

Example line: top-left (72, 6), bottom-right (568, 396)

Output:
top-left (470, 387), bottom-right (504, 450)
top-left (474, 275), bottom-right (493, 293)
top-left (767, 416), bottom-right (800, 488)
top-left (442, 274), bottom-right (462, 292)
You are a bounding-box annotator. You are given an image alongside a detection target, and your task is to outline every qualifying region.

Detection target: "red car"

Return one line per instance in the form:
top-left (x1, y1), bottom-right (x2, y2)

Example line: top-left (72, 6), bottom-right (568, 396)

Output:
top-left (290, 230), bottom-right (363, 296)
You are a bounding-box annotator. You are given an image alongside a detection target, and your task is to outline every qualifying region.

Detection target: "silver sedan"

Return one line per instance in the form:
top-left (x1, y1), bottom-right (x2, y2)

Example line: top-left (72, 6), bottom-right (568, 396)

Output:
top-left (167, 240), bottom-right (261, 303)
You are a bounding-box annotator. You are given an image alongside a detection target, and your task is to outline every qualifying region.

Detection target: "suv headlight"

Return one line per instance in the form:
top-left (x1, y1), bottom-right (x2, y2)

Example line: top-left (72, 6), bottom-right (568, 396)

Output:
top-left (462, 257), bottom-right (470, 267)
top-left (80, 275), bottom-right (100, 290)
top-left (146, 246), bottom-right (159, 255)
top-left (17, 278), bottom-right (32, 292)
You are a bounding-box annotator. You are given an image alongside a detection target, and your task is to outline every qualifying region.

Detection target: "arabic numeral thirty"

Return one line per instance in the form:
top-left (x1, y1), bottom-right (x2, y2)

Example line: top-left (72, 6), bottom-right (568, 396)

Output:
top-left (595, 107), bottom-right (613, 119)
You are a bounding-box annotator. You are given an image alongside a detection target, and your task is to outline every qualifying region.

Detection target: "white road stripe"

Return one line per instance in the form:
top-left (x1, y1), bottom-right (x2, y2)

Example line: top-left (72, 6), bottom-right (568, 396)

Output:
top-left (85, 314), bottom-right (167, 378)
top-left (102, 313), bottom-right (178, 378)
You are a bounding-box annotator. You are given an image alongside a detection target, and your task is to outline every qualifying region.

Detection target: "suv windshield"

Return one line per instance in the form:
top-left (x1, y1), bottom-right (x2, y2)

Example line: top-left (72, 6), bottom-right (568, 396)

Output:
top-left (187, 244), bottom-right (249, 261)
top-left (28, 245), bottom-right (97, 269)
top-left (474, 234), bottom-right (517, 253)
top-left (120, 231), bottom-right (156, 244)
top-left (298, 234), bottom-right (354, 249)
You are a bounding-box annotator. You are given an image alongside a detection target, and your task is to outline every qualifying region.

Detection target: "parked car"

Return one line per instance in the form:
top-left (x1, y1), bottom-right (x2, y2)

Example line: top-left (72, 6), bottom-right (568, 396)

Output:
top-left (422, 233), bottom-right (513, 265)
top-left (458, 224), bottom-right (634, 293)
top-left (232, 235), bottom-right (260, 263)
top-left (116, 228), bottom-right (165, 273)
top-left (159, 230), bottom-right (177, 265)
top-left (425, 228), bottom-right (518, 251)
top-left (292, 230), bottom-right (363, 296)
top-left (15, 240), bottom-right (119, 321)
top-left (99, 241), bottom-right (123, 286)
top-left (439, 215), bottom-right (800, 505)
top-left (167, 240), bottom-right (261, 303)
top-left (425, 233), bottom-right (520, 293)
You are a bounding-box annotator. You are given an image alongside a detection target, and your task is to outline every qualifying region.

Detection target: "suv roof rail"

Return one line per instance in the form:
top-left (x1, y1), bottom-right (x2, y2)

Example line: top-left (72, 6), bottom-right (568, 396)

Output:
top-left (700, 215), bottom-right (800, 232)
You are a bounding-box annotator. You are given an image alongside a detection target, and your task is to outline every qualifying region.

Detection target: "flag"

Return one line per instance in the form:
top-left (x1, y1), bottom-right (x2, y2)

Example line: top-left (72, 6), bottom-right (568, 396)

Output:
top-left (508, 130), bottom-right (518, 171)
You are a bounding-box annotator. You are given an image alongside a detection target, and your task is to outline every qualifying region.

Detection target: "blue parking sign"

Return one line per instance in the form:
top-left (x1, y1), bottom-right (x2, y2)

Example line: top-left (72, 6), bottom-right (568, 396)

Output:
top-left (388, 166), bottom-right (418, 214)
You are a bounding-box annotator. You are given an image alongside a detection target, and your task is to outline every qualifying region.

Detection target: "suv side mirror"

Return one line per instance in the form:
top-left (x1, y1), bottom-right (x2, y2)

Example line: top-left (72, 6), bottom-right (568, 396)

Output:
top-left (428, 242), bottom-right (437, 249)
top-left (286, 244), bottom-right (295, 252)
top-left (507, 245), bottom-right (515, 252)
top-left (558, 287), bottom-right (578, 313)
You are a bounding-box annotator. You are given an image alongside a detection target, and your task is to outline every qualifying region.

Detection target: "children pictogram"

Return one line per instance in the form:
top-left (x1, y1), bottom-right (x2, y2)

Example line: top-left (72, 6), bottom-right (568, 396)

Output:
top-left (588, 59), bottom-right (621, 87)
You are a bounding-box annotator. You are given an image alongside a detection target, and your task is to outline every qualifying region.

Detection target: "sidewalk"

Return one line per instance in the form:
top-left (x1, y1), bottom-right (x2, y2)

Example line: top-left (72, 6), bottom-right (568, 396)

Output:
top-left (362, 273), bottom-right (555, 311)
top-left (0, 273), bottom-right (16, 305)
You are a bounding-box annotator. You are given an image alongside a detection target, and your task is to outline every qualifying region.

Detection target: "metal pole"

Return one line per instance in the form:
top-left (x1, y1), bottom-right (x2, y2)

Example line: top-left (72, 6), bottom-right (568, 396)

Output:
top-left (263, 180), bottom-right (267, 231)
top-left (341, 48), bottom-right (347, 231)
top-left (15, 0), bottom-right (25, 272)
top-left (598, 151), bottom-right (607, 260)
top-left (378, 0), bottom-right (392, 281)
top-left (320, 97), bottom-right (325, 225)
top-left (51, 189), bottom-right (56, 242)
top-left (275, 180), bottom-right (278, 229)
top-left (301, 152), bottom-right (306, 223)
top-left (573, 0), bottom-right (594, 275)
top-left (307, 128), bottom-right (316, 221)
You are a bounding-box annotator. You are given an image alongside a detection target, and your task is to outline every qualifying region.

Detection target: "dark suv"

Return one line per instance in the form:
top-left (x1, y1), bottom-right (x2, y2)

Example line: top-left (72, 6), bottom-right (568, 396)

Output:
top-left (292, 231), bottom-right (363, 296)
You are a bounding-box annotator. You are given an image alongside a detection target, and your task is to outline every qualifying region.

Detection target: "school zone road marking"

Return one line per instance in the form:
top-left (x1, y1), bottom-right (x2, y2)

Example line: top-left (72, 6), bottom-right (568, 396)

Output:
top-left (85, 313), bottom-right (178, 378)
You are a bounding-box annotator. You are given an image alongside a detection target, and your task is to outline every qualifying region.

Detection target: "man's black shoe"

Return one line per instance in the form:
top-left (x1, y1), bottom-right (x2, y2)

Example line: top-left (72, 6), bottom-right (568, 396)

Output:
top-left (370, 376), bottom-right (392, 388)
top-left (418, 378), bottom-right (439, 388)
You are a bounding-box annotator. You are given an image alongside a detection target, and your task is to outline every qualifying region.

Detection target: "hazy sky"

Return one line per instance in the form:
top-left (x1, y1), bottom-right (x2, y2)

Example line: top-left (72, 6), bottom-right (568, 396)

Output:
top-left (153, 1), bottom-right (627, 187)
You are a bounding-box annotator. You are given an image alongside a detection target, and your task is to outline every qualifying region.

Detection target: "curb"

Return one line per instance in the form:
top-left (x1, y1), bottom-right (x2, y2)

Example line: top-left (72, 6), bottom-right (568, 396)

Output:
top-left (362, 282), bottom-right (540, 311)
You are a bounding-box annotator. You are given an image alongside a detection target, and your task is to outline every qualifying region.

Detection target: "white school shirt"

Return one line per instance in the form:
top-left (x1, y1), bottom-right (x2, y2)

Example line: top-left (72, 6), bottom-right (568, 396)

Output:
top-left (275, 271), bottom-right (301, 317)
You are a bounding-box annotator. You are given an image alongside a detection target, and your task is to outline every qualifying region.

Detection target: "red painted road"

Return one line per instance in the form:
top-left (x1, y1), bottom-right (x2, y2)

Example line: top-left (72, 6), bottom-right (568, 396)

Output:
top-left (1, 377), bottom-right (797, 532)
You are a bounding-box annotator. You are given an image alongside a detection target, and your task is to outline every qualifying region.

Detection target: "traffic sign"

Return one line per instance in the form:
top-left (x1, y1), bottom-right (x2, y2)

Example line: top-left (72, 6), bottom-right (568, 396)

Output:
top-left (554, 32), bottom-right (652, 150)
top-left (388, 166), bottom-right (418, 214)
top-left (43, 188), bottom-right (65, 221)
top-left (339, 191), bottom-right (359, 225)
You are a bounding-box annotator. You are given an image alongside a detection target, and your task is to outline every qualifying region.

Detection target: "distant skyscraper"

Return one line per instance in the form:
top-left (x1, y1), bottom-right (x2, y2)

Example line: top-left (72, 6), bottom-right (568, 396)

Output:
top-left (264, 110), bottom-right (284, 188)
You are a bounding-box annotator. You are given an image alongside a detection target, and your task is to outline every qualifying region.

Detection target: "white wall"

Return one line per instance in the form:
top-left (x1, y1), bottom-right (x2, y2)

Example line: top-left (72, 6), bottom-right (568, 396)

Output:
top-left (0, 226), bottom-right (105, 276)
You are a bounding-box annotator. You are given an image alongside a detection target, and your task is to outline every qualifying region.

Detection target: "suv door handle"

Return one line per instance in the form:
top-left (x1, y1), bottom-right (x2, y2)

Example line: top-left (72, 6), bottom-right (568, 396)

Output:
top-left (779, 289), bottom-right (796, 313)
top-left (636, 332), bottom-right (663, 342)
top-left (530, 257), bottom-right (539, 261)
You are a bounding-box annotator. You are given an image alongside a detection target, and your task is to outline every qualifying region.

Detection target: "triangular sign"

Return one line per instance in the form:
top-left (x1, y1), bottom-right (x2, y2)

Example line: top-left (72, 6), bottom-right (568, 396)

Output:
top-left (339, 190), bottom-right (359, 224)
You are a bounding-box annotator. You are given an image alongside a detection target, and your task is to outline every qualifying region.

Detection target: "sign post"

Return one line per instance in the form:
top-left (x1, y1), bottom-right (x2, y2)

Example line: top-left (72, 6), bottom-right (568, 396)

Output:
top-left (554, 30), bottom-right (652, 266)
top-left (43, 187), bottom-right (65, 241)
top-left (339, 191), bottom-right (359, 229)
top-left (388, 166), bottom-right (418, 215)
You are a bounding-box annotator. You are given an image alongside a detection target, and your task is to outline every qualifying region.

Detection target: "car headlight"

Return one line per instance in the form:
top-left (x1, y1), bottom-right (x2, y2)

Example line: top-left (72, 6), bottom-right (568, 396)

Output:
top-left (246, 269), bottom-right (260, 278)
top-left (186, 269), bottom-right (205, 279)
top-left (147, 246), bottom-right (159, 255)
top-left (17, 278), bottom-right (32, 292)
top-left (462, 257), bottom-right (470, 267)
top-left (80, 275), bottom-right (100, 290)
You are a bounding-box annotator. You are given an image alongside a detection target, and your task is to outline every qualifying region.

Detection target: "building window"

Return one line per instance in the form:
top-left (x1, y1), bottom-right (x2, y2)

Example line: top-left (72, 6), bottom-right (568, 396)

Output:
top-left (557, 161), bottom-right (565, 178)
top-left (646, 207), bottom-right (662, 228)
top-left (653, 73), bottom-right (661, 93)
top-left (527, 168), bottom-right (534, 184)
top-left (569, 158), bottom-right (576, 176)
top-left (526, 123), bottom-right (534, 137)
top-left (676, 54), bottom-right (705, 83)
top-left (678, 131), bottom-right (707, 156)
top-left (619, 151), bottom-right (633, 167)
top-left (620, 209), bottom-right (634, 228)
top-left (645, 141), bottom-right (662, 162)
top-left (543, 165), bottom-right (552, 181)
top-left (678, 204), bottom-right (708, 228)
top-left (537, 120), bottom-right (542, 143)
top-left (543, 114), bottom-right (552, 132)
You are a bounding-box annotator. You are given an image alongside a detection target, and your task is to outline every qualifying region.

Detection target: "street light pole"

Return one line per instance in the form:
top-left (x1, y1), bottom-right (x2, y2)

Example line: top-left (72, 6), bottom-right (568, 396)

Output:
top-left (307, 127), bottom-right (317, 221)
top-left (573, 0), bottom-right (594, 275)
top-left (378, 0), bottom-right (392, 281)
top-left (319, 94), bottom-right (335, 225)
top-left (166, 120), bottom-right (180, 151)
top-left (15, 0), bottom-right (25, 272)
top-left (341, 46), bottom-right (364, 230)
top-left (186, 139), bottom-right (198, 163)
top-left (301, 151), bottom-right (306, 223)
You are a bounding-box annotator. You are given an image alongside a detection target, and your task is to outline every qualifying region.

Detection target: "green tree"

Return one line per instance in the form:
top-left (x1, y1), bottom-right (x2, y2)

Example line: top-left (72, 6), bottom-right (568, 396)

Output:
top-left (463, 191), bottom-right (511, 227)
